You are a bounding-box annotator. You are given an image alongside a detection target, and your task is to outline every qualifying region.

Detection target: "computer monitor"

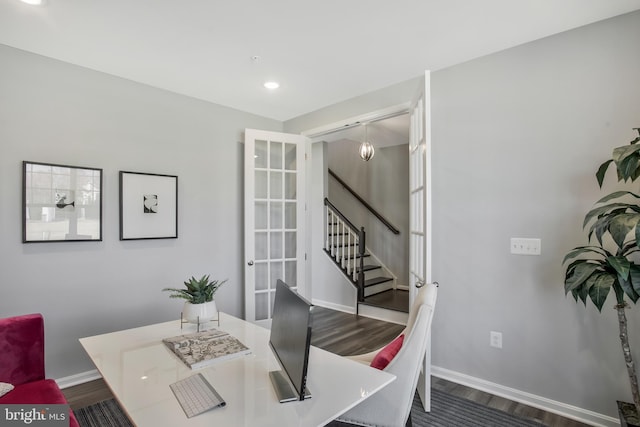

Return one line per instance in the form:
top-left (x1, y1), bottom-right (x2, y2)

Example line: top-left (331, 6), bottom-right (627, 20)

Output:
top-left (268, 279), bottom-right (313, 402)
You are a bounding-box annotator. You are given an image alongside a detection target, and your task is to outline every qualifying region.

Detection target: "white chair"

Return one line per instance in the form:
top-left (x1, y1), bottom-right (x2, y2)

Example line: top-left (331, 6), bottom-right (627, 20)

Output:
top-left (336, 282), bottom-right (438, 427)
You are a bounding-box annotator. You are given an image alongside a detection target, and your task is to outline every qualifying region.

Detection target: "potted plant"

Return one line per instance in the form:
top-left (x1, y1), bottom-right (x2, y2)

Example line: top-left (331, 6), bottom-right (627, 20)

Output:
top-left (563, 128), bottom-right (640, 426)
top-left (163, 275), bottom-right (227, 323)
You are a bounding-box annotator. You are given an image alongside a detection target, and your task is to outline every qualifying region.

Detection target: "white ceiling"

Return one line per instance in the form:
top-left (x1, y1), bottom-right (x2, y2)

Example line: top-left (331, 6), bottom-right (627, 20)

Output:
top-left (1, 0), bottom-right (639, 122)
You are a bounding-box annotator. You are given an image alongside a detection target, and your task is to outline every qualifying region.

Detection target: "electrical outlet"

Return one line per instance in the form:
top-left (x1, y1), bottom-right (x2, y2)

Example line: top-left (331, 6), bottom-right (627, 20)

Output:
top-left (510, 238), bottom-right (541, 255)
top-left (490, 331), bottom-right (502, 349)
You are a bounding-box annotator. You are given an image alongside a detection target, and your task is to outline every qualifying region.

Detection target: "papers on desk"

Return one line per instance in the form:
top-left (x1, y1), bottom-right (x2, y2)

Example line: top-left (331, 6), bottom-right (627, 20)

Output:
top-left (163, 329), bottom-right (251, 369)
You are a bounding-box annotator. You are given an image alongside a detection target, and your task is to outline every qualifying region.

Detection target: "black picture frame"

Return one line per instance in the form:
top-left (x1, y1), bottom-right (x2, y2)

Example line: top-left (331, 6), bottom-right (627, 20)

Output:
top-left (119, 171), bottom-right (178, 240)
top-left (22, 161), bottom-right (103, 243)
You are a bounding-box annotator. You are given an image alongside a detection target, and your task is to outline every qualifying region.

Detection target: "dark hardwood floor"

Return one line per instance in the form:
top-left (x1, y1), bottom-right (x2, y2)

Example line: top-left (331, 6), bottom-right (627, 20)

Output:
top-left (310, 304), bottom-right (404, 355)
top-left (361, 289), bottom-right (410, 313)
top-left (63, 307), bottom-right (589, 426)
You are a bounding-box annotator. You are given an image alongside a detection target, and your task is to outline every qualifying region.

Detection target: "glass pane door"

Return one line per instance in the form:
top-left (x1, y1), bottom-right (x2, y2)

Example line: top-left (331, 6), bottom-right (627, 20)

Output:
top-left (245, 129), bottom-right (307, 326)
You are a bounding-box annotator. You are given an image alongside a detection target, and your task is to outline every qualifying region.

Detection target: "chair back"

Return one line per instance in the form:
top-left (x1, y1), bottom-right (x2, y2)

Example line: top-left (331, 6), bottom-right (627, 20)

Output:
top-left (0, 313), bottom-right (45, 385)
top-left (338, 283), bottom-right (438, 427)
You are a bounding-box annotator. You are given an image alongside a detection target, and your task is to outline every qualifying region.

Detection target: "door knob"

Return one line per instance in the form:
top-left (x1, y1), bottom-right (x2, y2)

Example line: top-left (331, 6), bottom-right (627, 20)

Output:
top-left (247, 260), bottom-right (254, 266)
top-left (415, 280), bottom-right (425, 288)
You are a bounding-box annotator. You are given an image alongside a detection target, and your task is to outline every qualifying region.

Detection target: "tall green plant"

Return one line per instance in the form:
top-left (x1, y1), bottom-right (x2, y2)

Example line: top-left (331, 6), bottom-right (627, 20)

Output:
top-left (162, 275), bottom-right (226, 304)
top-left (564, 128), bottom-right (640, 418)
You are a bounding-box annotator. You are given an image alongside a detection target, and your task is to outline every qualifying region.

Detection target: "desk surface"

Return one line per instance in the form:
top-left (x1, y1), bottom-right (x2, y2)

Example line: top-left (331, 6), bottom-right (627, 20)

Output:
top-left (79, 313), bottom-right (395, 427)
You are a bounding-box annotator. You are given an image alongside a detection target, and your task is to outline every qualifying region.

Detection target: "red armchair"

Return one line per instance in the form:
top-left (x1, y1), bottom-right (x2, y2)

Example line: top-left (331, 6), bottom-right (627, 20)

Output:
top-left (0, 313), bottom-right (79, 427)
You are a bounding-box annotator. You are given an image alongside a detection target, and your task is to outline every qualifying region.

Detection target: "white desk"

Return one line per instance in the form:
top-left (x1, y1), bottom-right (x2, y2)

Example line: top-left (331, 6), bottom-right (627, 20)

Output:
top-left (80, 313), bottom-right (395, 427)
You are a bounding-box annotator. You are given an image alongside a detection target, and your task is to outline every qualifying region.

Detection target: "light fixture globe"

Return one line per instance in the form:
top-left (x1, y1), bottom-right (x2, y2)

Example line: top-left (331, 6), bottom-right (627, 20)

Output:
top-left (359, 123), bottom-right (375, 161)
top-left (359, 141), bottom-right (375, 161)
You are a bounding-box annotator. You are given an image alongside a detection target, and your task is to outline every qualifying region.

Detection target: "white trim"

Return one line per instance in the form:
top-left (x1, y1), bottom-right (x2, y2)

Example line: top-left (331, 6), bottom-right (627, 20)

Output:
top-left (431, 366), bottom-right (619, 427)
top-left (302, 103), bottom-right (411, 140)
top-left (424, 71), bottom-right (433, 286)
top-left (357, 304), bottom-right (408, 325)
top-left (244, 129), bottom-right (309, 322)
top-left (55, 369), bottom-right (102, 389)
top-left (312, 298), bottom-right (356, 314)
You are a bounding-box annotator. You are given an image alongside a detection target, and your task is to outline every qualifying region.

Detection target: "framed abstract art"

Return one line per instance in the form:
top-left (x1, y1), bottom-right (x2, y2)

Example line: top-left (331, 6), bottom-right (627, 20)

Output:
top-left (119, 171), bottom-right (178, 240)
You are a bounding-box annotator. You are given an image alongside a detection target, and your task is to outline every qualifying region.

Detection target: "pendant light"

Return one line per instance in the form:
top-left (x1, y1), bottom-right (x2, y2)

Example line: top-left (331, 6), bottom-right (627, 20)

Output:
top-left (359, 124), bottom-right (375, 161)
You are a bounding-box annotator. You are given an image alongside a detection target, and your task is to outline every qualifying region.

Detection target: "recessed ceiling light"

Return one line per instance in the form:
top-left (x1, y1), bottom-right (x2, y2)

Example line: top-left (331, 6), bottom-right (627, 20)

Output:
top-left (20, 0), bottom-right (44, 5)
top-left (264, 81), bottom-right (280, 90)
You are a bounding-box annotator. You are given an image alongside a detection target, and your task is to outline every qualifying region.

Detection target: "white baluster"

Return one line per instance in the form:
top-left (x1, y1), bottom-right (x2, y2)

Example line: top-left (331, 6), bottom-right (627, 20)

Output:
top-left (352, 229), bottom-right (358, 282)
top-left (325, 205), bottom-right (329, 251)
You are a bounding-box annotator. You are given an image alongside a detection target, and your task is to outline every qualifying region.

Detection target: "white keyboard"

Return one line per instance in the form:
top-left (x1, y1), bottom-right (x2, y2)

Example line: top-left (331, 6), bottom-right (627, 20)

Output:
top-left (170, 373), bottom-right (226, 418)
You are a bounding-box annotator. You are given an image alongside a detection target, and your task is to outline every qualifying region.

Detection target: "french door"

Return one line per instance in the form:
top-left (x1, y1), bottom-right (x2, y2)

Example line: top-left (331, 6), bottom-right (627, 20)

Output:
top-left (244, 129), bottom-right (308, 327)
top-left (410, 71), bottom-right (433, 410)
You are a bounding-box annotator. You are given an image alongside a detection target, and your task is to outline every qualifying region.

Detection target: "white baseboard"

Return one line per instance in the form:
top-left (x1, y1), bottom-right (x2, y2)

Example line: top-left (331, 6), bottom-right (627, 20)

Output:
top-left (431, 366), bottom-right (619, 427)
top-left (358, 304), bottom-right (407, 325)
top-left (312, 298), bottom-right (356, 314)
top-left (56, 369), bottom-right (102, 389)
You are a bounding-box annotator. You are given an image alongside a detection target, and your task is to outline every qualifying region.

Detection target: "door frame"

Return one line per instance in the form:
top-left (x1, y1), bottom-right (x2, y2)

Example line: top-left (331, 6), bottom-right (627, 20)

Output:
top-left (301, 101), bottom-right (414, 298)
top-left (302, 103), bottom-right (411, 140)
top-left (300, 85), bottom-right (433, 410)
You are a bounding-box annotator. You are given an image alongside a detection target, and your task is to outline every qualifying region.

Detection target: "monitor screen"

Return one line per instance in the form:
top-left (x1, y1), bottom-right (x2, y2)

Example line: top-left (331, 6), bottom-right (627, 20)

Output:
top-left (268, 280), bottom-right (313, 402)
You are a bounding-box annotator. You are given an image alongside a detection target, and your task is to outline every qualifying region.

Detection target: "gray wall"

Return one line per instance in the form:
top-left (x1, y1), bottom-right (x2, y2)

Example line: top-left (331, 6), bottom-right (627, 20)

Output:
top-left (286, 11), bottom-right (640, 420)
top-left (309, 141), bottom-right (358, 308)
top-left (0, 44), bottom-right (281, 379)
top-left (328, 142), bottom-right (409, 285)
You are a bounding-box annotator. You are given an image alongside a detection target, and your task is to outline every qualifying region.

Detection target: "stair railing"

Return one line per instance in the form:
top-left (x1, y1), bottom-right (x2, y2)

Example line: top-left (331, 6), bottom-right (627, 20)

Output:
top-left (324, 198), bottom-right (365, 302)
top-left (328, 169), bottom-right (400, 235)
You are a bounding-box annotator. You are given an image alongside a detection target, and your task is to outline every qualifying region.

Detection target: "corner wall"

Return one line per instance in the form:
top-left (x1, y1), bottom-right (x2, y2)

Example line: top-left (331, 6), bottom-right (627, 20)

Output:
top-left (310, 141), bottom-right (357, 310)
top-left (0, 44), bottom-right (282, 379)
top-left (285, 10), bottom-right (640, 422)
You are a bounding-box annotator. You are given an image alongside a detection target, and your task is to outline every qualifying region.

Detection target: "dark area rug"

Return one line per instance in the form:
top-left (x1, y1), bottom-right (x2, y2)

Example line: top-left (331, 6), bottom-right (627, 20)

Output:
top-left (410, 388), bottom-right (544, 426)
top-left (75, 388), bottom-right (545, 427)
top-left (74, 399), bottom-right (134, 427)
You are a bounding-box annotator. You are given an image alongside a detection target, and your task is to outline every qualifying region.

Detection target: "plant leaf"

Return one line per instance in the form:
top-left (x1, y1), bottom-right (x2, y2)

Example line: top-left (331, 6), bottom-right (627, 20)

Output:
top-left (630, 265), bottom-right (640, 296)
top-left (596, 159), bottom-right (614, 188)
top-left (617, 152), bottom-right (640, 182)
top-left (576, 284), bottom-right (589, 304)
top-left (588, 275), bottom-right (612, 312)
top-left (608, 213), bottom-right (640, 249)
top-left (612, 143), bottom-right (640, 164)
top-left (607, 256), bottom-right (631, 280)
top-left (620, 272), bottom-right (640, 303)
top-left (583, 203), bottom-right (633, 228)
top-left (564, 262), bottom-right (600, 294)
top-left (596, 191), bottom-right (640, 204)
top-left (593, 216), bottom-right (612, 246)
top-left (562, 246), bottom-right (606, 264)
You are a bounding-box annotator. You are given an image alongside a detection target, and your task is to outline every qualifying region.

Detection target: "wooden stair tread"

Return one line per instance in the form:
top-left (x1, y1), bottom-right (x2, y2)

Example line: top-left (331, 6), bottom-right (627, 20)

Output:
top-left (358, 264), bottom-right (382, 272)
top-left (344, 253), bottom-right (370, 259)
top-left (364, 276), bottom-right (393, 287)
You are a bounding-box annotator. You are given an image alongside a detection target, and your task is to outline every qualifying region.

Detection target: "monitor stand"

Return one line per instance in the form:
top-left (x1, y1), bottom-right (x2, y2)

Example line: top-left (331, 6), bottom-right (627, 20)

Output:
top-left (268, 370), bottom-right (311, 403)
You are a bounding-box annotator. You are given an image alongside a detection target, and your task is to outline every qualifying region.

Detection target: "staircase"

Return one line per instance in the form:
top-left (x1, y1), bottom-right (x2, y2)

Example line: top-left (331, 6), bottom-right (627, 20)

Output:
top-left (323, 199), bottom-right (398, 309)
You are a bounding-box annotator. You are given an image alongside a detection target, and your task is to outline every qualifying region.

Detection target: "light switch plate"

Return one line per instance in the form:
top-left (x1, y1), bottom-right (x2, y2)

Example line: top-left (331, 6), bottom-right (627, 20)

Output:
top-left (510, 238), bottom-right (541, 255)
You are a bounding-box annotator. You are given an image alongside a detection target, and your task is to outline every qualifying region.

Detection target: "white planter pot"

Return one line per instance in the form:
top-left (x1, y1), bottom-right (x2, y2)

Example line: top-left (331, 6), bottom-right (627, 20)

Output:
top-left (182, 300), bottom-right (217, 323)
